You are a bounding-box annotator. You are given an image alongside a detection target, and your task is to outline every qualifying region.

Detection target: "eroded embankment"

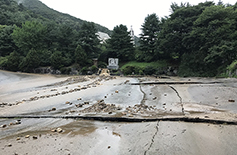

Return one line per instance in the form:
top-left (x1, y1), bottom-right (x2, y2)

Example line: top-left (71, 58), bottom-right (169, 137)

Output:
top-left (1, 115), bottom-right (237, 125)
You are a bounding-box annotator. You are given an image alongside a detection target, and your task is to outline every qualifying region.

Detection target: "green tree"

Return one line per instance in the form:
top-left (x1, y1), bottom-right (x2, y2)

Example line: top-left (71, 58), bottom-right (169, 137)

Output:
top-left (107, 24), bottom-right (135, 62)
top-left (50, 51), bottom-right (64, 70)
top-left (139, 13), bottom-right (160, 62)
top-left (12, 21), bottom-right (47, 55)
top-left (6, 51), bottom-right (22, 71)
top-left (19, 48), bottom-right (40, 72)
top-left (74, 45), bottom-right (87, 66)
top-left (78, 22), bottom-right (100, 58)
top-left (217, 0), bottom-right (224, 6)
top-left (44, 21), bottom-right (59, 51)
top-left (0, 25), bottom-right (17, 56)
top-left (57, 24), bottom-right (76, 54)
top-left (0, 0), bottom-right (40, 27)
top-left (158, 2), bottom-right (214, 62)
top-left (170, 2), bottom-right (191, 13)
top-left (184, 5), bottom-right (237, 75)
top-left (98, 43), bottom-right (109, 63)
top-left (39, 50), bottom-right (52, 66)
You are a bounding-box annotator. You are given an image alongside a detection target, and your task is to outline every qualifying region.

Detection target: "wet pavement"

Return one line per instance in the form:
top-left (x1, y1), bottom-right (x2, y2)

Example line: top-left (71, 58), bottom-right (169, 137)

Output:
top-left (1, 70), bottom-right (237, 155)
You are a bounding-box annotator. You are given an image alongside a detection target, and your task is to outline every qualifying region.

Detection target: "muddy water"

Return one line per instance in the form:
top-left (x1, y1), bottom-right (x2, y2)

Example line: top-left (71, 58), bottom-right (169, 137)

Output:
top-left (0, 118), bottom-right (123, 155)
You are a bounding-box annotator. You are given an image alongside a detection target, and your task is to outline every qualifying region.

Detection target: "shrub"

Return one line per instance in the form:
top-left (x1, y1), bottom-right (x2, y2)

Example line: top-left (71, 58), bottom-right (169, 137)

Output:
top-left (80, 67), bottom-right (88, 75)
top-left (122, 66), bottom-right (135, 75)
top-left (91, 65), bottom-right (98, 73)
top-left (138, 70), bottom-right (143, 75)
top-left (134, 66), bottom-right (143, 74)
top-left (143, 66), bottom-right (157, 75)
top-left (0, 56), bottom-right (8, 69)
top-left (227, 60), bottom-right (237, 73)
top-left (60, 67), bottom-right (71, 74)
top-left (98, 62), bottom-right (107, 68)
top-left (7, 51), bottom-right (22, 71)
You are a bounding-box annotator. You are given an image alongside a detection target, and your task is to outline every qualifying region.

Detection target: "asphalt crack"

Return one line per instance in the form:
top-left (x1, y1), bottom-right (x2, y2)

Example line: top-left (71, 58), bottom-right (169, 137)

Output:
top-left (169, 85), bottom-right (184, 114)
top-left (144, 121), bottom-right (159, 155)
top-left (140, 85), bottom-right (146, 104)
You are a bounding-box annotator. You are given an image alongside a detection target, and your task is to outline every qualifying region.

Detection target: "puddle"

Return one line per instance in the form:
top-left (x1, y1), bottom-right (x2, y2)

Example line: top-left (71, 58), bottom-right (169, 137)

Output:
top-left (88, 127), bottom-right (121, 154)
top-left (59, 120), bottom-right (97, 136)
top-left (57, 120), bottom-right (121, 154)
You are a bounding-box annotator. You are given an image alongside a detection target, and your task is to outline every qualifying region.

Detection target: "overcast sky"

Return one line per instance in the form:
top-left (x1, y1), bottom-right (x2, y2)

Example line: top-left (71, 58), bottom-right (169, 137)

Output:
top-left (40, 0), bottom-right (236, 36)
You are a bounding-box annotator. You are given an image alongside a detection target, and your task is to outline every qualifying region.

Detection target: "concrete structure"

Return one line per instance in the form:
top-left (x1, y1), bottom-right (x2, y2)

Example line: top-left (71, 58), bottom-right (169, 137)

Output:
top-left (107, 58), bottom-right (119, 70)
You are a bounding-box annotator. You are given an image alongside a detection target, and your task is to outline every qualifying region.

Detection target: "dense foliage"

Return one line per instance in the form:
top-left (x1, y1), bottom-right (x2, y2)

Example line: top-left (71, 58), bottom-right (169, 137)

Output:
top-left (0, 0), bottom-right (237, 77)
top-left (138, 1), bottom-right (237, 76)
top-left (78, 22), bottom-right (100, 59)
top-left (14, 0), bottom-right (111, 34)
top-left (0, 0), bottom-right (109, 73)
top-left (106, 25), bottom-right (135, 62)
top-left (139, 13), bottom-right (160, 62)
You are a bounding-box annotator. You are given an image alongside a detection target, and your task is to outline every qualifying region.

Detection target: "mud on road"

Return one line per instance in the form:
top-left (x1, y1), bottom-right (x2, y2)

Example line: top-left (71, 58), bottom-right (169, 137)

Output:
top-left (1, 70), bottom-right (237, 155)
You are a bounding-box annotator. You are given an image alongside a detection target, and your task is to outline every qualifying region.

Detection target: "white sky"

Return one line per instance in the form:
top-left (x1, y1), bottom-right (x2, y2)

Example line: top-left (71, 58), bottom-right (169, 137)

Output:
top-left (40, 0), bottom-right (236, 35)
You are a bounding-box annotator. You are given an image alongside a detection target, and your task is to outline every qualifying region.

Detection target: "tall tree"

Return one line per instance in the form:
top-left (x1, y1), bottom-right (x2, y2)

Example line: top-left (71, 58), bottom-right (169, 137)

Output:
top-left (170, 2), bottom-right (190, 13)
top-left (39, 50), bottom-right (52, 67)
top-left (12, 21), bottom-right (47, 55)
top-left (6, 51), bottom-right (22, 71)
top-left (217, 0), bottom-right (224, 6)
top-left (158, 2), bottom-right (214, 61)
top-left (74, 45), bottom-right (87, 66)
top-left (57, 24), bottom-right (76, 53)
top-left (107, 24), bottom-right (135, 62)
top-left (78, 22), bottom-right (100, 59)
top-left (139, 13), bottom-right (160, 62)
top-left (184, 5), bottom-right (237, 75)
top-left (0, 25), bottom-right (17, 56)
top-left (50, 51), bottom-right (64, 70)
top-left (19, 48), bottom-right (40, 72)
top-left (44, 21), bottom-right (59, 51)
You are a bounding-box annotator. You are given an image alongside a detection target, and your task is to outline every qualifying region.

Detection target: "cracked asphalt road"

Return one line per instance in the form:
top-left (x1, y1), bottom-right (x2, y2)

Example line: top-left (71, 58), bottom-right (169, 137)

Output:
top-left (1, 70), bottom-right (237, 155)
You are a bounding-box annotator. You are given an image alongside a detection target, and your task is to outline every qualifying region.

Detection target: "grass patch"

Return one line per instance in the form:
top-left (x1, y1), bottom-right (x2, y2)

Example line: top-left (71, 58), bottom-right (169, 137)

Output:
top-left (120, 60), bottom-right (167, 70)
top-left (120, 61), bottom-right (168, 75)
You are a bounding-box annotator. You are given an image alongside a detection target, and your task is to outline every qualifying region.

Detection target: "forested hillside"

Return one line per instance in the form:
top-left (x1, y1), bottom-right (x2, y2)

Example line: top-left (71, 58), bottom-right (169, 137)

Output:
top-left (0, 0), bottom-right (44, 26)
top-left (0, 0), bottom-right (110, 74)
top-left (14, 0), bottom-right (111, 34)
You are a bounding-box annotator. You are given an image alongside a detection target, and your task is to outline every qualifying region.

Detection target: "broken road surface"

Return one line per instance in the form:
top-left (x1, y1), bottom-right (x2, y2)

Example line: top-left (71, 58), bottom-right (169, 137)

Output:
top-left (1, 70), bottom-right (237, 155)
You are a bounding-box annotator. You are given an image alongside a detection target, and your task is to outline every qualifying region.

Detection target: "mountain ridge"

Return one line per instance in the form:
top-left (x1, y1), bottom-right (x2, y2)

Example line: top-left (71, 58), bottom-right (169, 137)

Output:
top-left (14, 0), bottom-right (111, 35)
